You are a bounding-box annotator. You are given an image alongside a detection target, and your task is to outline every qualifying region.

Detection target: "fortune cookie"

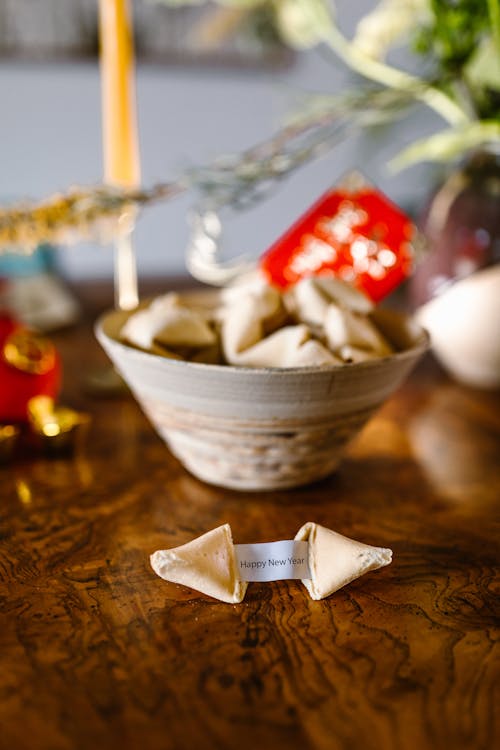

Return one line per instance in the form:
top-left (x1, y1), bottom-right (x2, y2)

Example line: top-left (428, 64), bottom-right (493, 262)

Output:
top-left (221, 280), bottom-right (344, 368)
top-left (121, 296), bottom-right (216, 351)
top-left (324, 305), bottom-right (393, 356)
top-left (221, 284), bottom-right (284, 360)
top-left (313, 276), bottom-right (374, 314)
top-left (294, 522), bottom-right (392, 600)
top-left (286, 338), bottom-right (341, 367)
top-left (338, 345), bottom-right (379, 364)
top-left (150, 524), bottom-right (247, 604)
top-left (285, 277), bottom-right (331, 325)
top-left (285, 276), bottom-right (374, 324)
top-left (151, 522), bottom-right (392, 602)
top-left (233, 324), bottom-right (338, 368)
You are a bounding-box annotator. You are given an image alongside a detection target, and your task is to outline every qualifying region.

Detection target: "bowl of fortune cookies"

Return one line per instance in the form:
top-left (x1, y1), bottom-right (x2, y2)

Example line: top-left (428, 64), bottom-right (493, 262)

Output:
top-left (96, 274), bottom-right (429, 491)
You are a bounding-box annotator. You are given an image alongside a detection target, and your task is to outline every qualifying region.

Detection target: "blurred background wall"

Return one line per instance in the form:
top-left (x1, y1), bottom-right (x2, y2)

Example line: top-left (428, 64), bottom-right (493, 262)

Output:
top-left (0, 0), bottom-right (440, 281)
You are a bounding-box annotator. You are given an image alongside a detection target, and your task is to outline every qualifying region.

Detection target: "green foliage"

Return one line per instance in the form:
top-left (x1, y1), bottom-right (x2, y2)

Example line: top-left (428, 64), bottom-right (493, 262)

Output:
top-left (415, 0), bottom-right (490, 71)
top-left (414, 0), bottom-right (500, 118)
top-left (154, 0), bottom-right (500, 163)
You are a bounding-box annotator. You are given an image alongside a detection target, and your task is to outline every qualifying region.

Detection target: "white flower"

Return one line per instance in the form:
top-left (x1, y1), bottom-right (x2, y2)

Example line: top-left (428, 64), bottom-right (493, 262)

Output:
top-left (275, 0), bottom-right (334, 49)
top-left (352, 0), bottom-right (431, 61)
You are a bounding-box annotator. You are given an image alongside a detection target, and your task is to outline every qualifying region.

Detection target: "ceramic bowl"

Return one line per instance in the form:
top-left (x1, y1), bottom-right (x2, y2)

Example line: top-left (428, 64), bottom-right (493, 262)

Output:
top-left (96, 299), bottom-right (429, 491)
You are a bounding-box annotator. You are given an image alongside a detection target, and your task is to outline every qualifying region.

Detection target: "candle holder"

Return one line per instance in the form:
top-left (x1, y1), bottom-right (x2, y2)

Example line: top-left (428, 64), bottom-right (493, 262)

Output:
top-left (83, 212), bottom-right (139, 397)
top-left (114, 207), bottom-right (139, 311)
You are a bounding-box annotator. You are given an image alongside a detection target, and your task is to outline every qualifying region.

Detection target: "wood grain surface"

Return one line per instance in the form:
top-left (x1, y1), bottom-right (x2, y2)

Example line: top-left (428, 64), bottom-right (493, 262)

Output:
top-left (1, 281), bottom-right (499, 750)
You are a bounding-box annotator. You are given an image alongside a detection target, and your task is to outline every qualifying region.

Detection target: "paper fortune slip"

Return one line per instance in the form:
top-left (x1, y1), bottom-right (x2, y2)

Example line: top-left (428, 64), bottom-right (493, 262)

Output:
top-left (150, 522), bottom-right (392, 603)
top-left (235, 540), bottom-right (310, 582)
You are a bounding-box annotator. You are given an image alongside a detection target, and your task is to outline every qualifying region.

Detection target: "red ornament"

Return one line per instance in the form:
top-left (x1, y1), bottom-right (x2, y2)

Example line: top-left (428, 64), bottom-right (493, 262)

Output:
top-left (260, 175), bottom-right (417, 302)
top-left (0, 316), bottom-right (61, 423)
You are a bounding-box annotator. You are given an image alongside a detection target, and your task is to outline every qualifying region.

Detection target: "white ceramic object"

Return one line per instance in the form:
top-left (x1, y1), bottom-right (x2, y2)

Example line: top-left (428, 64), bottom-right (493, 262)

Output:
top-left (416, 265), bottom-right (500, 389)
top-left (96, 300), bottom-right (428, 491)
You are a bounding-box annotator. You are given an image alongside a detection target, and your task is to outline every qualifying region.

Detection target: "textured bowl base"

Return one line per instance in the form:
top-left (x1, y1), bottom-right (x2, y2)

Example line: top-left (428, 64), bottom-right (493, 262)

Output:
top-left (166, 441), bottom-right (341, 492)
top-left (144, 397), bottom-right (374, 491)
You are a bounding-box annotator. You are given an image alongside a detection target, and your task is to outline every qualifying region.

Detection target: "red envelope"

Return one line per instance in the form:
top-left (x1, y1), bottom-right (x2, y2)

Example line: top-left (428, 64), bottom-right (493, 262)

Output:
top-left (260, 175), bottom-right (417, 302)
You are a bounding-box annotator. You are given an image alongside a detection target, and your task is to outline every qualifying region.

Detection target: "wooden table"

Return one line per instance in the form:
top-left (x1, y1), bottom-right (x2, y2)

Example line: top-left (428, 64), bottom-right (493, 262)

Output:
top-left (1, 282), bottom-right (499, 750)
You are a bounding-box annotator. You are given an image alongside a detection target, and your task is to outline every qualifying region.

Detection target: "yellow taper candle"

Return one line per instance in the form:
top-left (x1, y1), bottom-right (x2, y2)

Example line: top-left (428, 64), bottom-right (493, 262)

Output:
top-left (98, 0), bottom-right (140, 309)
top-left (99, 0), bottom-right (140, 186)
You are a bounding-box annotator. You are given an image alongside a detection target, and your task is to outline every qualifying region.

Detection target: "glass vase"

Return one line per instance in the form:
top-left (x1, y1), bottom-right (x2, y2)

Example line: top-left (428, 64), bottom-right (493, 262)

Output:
top-left (411, 148), bottom-right (500, 389)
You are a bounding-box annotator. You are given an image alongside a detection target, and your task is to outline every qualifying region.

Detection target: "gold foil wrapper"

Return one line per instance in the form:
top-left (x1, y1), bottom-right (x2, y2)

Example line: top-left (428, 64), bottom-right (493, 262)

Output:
top-left (3, 330), bottom-right (56, 374)
top-left (27, 396), bottom-right (90, 453)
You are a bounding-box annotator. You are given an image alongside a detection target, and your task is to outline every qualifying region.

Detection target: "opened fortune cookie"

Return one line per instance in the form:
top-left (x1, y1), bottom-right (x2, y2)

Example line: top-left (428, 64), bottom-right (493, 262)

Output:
top-left (150, 522), bottom-right (392, 602)
top-left (150, 524), bottom-right (247, 604)
top-left (294, 522), bottom-right (392, 600)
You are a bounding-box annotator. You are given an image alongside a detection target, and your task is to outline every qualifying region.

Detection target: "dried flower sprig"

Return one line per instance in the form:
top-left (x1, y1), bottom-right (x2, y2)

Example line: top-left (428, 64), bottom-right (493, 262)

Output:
top-left (184, 86), bottom-right (415, 283)
top-left (188, 85), bottom-right (414, 209)
top-left (0, 182), bottom-right (185, 254)
top-left (0, 86), bottom-right (410, 257)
